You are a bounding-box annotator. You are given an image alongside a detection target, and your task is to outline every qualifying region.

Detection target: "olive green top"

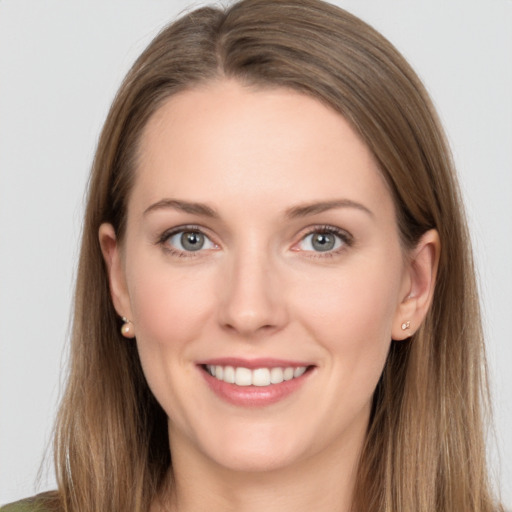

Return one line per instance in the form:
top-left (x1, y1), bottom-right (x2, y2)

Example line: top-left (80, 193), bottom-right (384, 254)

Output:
top-left (1, 497), bottom-right (51, 512)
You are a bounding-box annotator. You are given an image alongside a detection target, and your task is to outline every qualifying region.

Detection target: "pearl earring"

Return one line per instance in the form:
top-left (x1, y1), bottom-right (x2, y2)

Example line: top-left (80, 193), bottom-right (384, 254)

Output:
top-left (401, 321), bottom-right (411, 331)
top-left (121, 317), bottom-right (135, 338)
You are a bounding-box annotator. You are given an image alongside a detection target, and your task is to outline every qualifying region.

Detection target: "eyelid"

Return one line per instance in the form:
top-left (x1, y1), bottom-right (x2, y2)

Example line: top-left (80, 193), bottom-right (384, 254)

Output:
top-left (155, 223), bottom-right (352, 258)
top-left (291, 224), bottom-right (353, 255)
top-left (157, 224), bottom-right (219, 256)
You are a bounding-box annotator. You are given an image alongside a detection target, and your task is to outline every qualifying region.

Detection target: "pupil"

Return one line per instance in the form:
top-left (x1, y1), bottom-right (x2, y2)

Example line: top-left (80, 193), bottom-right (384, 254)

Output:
top-left (181, 232), bottom-right (204, 251)
top-left (312, 233), bottom-right (335, 252)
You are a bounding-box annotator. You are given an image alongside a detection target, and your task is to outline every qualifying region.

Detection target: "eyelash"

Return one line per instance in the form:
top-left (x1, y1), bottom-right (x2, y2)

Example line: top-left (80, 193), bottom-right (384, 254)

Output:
top-left (157, 225), bottom-right (217, 258)
top-left (156, 224), bottom-right (353, 258)
top-left (295, 224), bottom-right (353, 258)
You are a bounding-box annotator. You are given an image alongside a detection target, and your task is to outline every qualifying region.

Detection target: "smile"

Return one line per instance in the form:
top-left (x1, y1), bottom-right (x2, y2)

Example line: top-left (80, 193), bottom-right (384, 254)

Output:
top-left (199, 359), bottom-right (314, 407)
top-left (204, 365), bottom-right (307, 387)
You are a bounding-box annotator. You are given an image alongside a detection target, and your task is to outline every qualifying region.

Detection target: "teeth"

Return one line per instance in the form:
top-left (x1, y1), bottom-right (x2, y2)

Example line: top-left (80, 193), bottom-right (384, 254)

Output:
top-left (224, 365), bottom-right (235, 384)
top-left (252, 368), bottom-right (270, 386)
top-left (205, 364), bottom-right (308, 387)
top-left (283, 367), bottom-right (294, 381)
top-left (235, 367), bottom-right (252, 386)
top-left (294, 367), bottom-right (306, 378)
top-left (270, 367), bottom-right (284, 384)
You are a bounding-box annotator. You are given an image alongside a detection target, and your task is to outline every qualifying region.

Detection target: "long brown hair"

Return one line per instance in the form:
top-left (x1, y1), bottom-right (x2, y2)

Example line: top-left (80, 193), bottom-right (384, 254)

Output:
top-left (49, 1), bottom-right (501, 511)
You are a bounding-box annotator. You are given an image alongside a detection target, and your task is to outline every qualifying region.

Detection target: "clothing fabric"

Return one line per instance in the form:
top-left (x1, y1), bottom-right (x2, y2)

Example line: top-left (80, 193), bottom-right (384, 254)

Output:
top-left (1, 497), bottom-right (50, 512)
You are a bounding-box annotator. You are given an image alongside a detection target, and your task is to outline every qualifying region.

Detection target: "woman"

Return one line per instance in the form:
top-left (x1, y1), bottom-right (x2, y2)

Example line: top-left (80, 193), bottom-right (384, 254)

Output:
top-left (2, 0), bottom-right (504, 511)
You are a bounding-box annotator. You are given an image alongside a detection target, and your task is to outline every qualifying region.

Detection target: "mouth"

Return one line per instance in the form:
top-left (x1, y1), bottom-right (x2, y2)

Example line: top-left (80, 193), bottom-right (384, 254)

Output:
top-left (198, 360), bottom-right (315, 407)
top-left (203, 364), bottom-right (309, 387)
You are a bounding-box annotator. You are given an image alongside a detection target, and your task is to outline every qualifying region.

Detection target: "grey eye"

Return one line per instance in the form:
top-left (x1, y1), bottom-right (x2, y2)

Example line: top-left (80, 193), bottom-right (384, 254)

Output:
top-left (167, 231), bottom-right (215, 252)
top-left (180, 232), bottom-right (205, 251)
top-left (299, 231), bottom-right (343, 252)
top-left (313, 233), bottom-right (336, 251)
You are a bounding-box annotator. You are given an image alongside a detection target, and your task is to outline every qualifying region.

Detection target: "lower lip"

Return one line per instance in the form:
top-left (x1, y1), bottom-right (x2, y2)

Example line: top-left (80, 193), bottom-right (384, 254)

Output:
top-left (200, 367), bottom-right (312, 407)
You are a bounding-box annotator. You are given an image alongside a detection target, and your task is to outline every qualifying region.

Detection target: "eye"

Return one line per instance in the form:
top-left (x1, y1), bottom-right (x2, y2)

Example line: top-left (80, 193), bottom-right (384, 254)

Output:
top-left (163, 228), bottom-right (217, 254)
top-left (296, 227), bottom-right (351, 253)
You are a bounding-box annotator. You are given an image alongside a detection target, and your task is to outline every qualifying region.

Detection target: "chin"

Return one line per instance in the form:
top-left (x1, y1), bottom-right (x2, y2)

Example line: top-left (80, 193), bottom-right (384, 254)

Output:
top-left (197, 423), bottom-right (316, 474)
top-left (208, 446), bottom-right (304, 474)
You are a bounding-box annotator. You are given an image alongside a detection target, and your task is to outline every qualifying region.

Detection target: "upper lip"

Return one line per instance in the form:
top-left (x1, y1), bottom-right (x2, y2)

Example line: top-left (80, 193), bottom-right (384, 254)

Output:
top-left (197, 357), bottom-right (314, 369)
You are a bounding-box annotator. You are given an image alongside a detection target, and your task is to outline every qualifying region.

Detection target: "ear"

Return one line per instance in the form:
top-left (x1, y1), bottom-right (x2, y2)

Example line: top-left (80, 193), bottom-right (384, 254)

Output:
top-left (392, 229), bottom-right (440, 340)
top-left (98, 223), bottom-right (133, 325)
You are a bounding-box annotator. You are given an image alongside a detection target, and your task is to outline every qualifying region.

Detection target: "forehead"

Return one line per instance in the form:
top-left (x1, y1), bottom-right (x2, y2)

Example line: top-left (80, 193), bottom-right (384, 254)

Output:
top-left (132, 79), bottom-right (393, 220)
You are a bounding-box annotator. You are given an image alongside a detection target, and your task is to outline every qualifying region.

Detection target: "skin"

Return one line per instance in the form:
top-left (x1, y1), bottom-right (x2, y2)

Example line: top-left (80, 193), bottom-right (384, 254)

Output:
top-left (100, 80), bottom-right (439, 512)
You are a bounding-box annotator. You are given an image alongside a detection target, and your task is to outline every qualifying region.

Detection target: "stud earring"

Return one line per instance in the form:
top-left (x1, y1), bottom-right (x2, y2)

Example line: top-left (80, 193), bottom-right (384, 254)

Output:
top-left (121, 317), bottom-right (135, 338)
top-left (401, 321), bottom-right (411, 331)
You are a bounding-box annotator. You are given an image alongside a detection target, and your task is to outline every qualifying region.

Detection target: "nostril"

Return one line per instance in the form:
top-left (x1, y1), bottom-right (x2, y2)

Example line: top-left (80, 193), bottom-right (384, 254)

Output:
top-left (221, 320), bottom-right (282, 338)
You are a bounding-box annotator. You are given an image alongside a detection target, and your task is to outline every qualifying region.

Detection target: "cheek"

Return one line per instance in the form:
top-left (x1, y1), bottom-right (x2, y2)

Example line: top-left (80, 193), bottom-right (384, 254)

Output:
top-left (128, 257), bottom-right (217, 351)
top-left (292, 251), bottom-right (402, 376)
top-left (301, 261), bottom-right (399, 324)
top-left (126, 259), bottom-right (218, 418)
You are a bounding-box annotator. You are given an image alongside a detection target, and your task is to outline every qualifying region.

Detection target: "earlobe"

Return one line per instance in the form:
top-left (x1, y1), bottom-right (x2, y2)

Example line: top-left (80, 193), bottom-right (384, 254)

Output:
top-left (392, 229), bottom-right (441, 340)
top-left (98, 223), bottom-right (133, 322)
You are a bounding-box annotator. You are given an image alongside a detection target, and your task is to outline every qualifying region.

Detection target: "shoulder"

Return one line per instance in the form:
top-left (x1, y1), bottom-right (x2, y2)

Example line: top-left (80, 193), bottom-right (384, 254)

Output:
top-left (1, 501), bottom-right (43, 512)
top-left (1, 493), bottom-right (57, 512)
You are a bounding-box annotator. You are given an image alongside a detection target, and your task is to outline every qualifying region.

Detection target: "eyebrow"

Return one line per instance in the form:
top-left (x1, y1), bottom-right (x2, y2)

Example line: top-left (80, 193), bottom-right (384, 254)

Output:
top-left (143, 199), bottom-right (219, 218)
top-left (285, 199), bottom-right (374, 219)
top-left (143, 197), bottom-right (373, 219)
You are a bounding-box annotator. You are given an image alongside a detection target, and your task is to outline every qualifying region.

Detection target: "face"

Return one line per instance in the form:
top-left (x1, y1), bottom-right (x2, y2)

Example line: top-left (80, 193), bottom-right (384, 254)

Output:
top-left (102, 80), bottom-right (417, 474)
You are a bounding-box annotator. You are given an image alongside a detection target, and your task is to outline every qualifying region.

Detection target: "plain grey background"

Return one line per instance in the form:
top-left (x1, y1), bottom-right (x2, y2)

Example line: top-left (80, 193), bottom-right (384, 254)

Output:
top-left (1, 0), bottom-right (511, 507)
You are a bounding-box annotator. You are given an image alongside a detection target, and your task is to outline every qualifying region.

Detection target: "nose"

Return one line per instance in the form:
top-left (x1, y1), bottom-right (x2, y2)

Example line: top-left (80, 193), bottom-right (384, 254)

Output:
top-left (217, 247), bottom-right (288, 338)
